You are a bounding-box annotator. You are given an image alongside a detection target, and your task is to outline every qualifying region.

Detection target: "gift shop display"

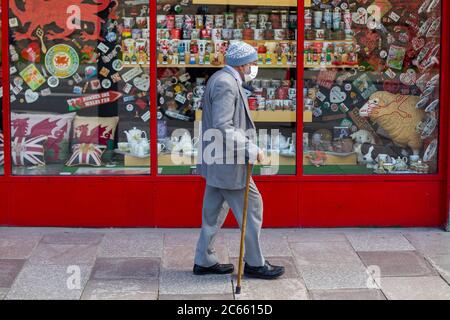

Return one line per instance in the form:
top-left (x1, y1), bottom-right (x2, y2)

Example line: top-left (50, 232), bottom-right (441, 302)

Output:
top-left (8, 0), bottom-right (150, 175)
top-left (302, 0), bottom-right (442, 175)
top-left (156, 0), bottom-right (298, 175)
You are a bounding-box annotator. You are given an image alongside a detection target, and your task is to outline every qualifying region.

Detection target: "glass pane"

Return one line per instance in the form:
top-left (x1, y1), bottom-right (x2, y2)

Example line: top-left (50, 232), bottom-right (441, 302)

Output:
top-left (0, 1), bottom-right (3, 175)
top-left (8, 1), bottom-right (150, 175)
top-left (303, 1), bottom-right (441, 175)
top-left (156, 0), bottom-right (298, 175)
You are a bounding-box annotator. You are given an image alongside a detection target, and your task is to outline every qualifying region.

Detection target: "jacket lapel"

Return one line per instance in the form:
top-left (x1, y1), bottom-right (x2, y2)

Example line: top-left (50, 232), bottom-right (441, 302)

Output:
top-left (222, 67), bottom-right (255, 129)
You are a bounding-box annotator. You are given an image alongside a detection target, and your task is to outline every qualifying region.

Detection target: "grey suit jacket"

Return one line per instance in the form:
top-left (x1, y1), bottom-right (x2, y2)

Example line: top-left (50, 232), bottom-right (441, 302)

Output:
top-left (196, 67), bottom-right (259, 190)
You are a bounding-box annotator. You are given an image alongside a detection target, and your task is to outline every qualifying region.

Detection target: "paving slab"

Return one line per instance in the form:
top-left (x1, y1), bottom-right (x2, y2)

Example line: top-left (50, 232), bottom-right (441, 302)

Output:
top-left (28, 243), bottom-right (98, 266)
top-left (310, 289), bottom-right (386, 300)
top-left (379, 276), bottom-right (450, 300)
top-left (98, 232), bottom-right (163, 258)
top-left (41, 232), bottom-right (104, 245)
top-left (81, 279), bottom-right (158, 300)
top-left (226, 232), bottom-right (292, 258)
top-left (0, 288), bottom-right (9, 300)
top-left (230, 256), bottom-right (300, 279)
top-left (0, 259), bottom-right (26, 287)
top-left (425, 255), bottom-right (450, 285)
top-left (404, 232), bottom-right (450, 256)
top-left (0, 234), bottom-right (42, 259)
top-left (358, 251), bottom-right (436, 277)
top-left (287, 231), bottom-right (348, 243)
top-left (297, 262), bottom-right (372, 290)
top-left (164, 231), bottom-right (227, 247)
top-left (6, 263), bottom-right (92, 300)
top-left (234, 278), bottom-right (308, 300)
top-left (290, 241), bottom-right (361, 266)
top-left (159, 269), bottom-right (232, 295)
top-left (346, 233), bottom-right (415, 252)
top-left (159, 294), bottom-right (234, 300)
top-left (163, 245), bottom-right (229, 270)
top-left (90, 258), bottom-right (160, 281)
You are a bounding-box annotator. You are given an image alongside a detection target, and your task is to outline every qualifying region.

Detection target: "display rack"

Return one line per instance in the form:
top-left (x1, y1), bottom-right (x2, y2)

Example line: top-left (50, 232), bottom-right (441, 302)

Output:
top-left (192, 0), bottom-right (297, 7)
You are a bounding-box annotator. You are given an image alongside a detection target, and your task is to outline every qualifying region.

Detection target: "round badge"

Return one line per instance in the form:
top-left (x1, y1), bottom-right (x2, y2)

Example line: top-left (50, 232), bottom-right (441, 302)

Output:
top-left (379, 50), bottom-right (387, 59)
top-left (68, 80), bottom-right (74, 86)
top-left (47, 76), bottom-right (59, 88)
top-left (102, 79), bottom-right (112, 89)
top-left (112, 59), bottom-right (123, 71)
top-left (331, 103), bottom-right (339, 112)
top-left (45, 44), bottom-right (79, 78)
top-left (126, 104), bottom-right (134, 112)
top-left (344, 83), bottom-right (352, 91)
top-left (106, 32), bottom-right (117, 42)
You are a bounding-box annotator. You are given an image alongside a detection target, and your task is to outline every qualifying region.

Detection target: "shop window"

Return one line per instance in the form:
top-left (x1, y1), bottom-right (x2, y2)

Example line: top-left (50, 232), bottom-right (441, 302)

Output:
top-left (8, 1), bottom-right (150, 175)
top-left (156, 0), bottom-right (298, 176)
top-left (303, 0), bottom-right (441, 175)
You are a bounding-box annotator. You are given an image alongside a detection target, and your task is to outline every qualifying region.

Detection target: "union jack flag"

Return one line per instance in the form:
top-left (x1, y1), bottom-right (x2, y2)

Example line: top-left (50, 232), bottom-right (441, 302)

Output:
top-left (66, 143), bottom-right (105, 167)
top-left (0, 132), bottom-right (4, 166)
top-left (11, 135), bottom-right (47, 166)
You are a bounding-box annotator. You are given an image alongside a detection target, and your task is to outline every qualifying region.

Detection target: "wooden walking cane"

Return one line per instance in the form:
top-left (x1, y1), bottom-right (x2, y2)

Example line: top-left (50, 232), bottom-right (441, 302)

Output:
top-left (235, 161), bottom-right (253, 294)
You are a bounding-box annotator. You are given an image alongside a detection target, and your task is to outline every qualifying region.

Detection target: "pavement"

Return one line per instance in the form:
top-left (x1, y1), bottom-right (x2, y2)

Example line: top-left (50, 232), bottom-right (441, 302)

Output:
top-left (0, 227), bottom-right (449, 300)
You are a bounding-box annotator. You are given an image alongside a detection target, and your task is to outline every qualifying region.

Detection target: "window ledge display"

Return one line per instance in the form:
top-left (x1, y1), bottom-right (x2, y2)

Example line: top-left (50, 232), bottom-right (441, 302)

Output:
top-left (195, 110), bottom-right (296, 122)
top-left (192, 0), bottom-right (297, 7)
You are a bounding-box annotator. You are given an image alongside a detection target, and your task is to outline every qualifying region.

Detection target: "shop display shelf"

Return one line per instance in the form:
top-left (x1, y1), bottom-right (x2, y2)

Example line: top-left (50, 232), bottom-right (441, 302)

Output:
top-left (157, 63), bottom-right (296, 68)
top-left (157, 153), bottom-right (296, 166)
top-left (304, 64), bottom-right (359, 69)
top-left (195, 110), bottom-right (297, 122)
top-left (304, 39), bottom-right (355, 43)
top-left (123, 63), bottom-right (150, 68)
top-left (192, 0), bottom-right (297, 7)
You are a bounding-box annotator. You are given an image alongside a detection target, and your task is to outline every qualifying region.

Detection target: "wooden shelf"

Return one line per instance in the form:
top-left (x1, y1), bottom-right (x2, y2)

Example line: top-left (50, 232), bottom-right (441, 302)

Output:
top-left (195, 110), bottom-right (296, 122)
top-left (304, 39), bottom-right (355, 43)
top-left (123, 63), bottom-right (149, 68)
top-left (158, 153), bottom-right (296, 166)
top-left (157, 63), bottom-right (296, 69)
top-left (192, 0), bottom-right (297, 7)
top-left (304, 64), bottom-right (359, 69)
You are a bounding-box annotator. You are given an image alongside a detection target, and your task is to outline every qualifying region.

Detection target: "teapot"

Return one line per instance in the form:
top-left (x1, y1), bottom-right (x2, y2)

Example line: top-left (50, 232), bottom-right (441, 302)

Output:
top-left (394, 156), bottom-right (408, 171)
top-left (130, 138), bottom-right (149, 157)
top-left (124, 127), bottom-right (147, 144)
top-left (173, 132), bottom-right (199, 154)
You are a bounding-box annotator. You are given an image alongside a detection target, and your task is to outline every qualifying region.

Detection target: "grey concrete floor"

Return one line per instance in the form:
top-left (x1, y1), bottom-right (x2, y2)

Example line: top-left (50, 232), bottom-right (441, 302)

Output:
top-left (0, 227), bottom-right (449, 300)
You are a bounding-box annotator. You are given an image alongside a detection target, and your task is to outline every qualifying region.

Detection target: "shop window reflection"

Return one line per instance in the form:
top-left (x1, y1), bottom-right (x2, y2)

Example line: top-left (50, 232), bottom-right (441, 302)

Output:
top-left (8, 0), bottom-right (150, 176)
top-left (303, 1), bottom-right (441, 175)
top-left (156, 0), bottom-right (298, 176)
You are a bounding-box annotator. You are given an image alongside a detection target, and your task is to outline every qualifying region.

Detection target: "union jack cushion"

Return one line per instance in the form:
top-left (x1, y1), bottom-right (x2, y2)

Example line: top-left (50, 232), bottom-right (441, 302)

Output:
top-left (0, 132), bottom-right (4, 166)
top-left (65, 143), bottom-right (106, 167)
top-left (11, 135), bottom-right (47, 166)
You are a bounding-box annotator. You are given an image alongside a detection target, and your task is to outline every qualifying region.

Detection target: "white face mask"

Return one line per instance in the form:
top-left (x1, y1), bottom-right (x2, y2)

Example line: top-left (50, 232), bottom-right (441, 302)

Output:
top-left (244, 65), bottom-right (259, 82)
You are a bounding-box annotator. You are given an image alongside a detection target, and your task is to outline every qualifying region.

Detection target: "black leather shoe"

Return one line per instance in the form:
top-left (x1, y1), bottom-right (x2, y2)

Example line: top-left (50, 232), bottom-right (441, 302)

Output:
top-left (193, 263), bottom-right (234, 275)
top-left (244, 261), bottom-right (285, 280)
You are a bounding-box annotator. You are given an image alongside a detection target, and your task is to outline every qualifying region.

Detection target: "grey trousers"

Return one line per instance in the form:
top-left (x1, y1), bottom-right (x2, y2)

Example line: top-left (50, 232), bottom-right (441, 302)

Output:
top-left (194, 178), bottom-right (265, 267)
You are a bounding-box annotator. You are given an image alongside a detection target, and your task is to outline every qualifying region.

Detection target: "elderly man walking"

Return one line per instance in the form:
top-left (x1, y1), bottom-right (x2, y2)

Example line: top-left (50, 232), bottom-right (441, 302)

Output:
top-left (193, 42), bottom-right (285, 280)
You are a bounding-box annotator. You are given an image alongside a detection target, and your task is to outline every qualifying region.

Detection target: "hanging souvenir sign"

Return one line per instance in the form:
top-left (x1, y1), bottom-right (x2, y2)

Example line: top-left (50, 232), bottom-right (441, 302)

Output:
top-left (45, 44), bottom-right (79, 79)
top-left (67, 91), bottom-right (123, 111)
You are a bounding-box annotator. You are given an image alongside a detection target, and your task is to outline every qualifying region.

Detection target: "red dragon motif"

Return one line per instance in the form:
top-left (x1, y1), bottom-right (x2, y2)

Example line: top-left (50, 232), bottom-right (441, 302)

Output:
top-left (10, 0), bottom-right (114, 41)
top-left (75, 124), bottom-right (112, 145)
top-left (12, 118), bottom-right (68, 160)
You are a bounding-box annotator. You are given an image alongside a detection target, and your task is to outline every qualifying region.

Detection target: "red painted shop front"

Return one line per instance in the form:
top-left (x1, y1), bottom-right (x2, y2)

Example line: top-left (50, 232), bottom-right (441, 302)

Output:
top-left (0, 0), bottom-right (448, 228)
